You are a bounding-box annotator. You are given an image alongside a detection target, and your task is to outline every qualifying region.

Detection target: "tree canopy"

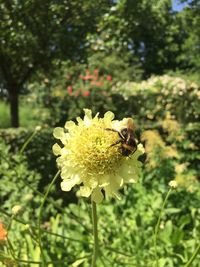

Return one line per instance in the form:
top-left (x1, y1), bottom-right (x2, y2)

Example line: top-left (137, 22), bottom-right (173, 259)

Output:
top-left (0, 0), bottom-right (111, 126)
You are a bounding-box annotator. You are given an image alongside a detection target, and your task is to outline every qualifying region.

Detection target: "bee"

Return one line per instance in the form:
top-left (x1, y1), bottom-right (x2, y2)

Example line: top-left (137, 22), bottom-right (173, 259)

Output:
top-left (105, 118), bottom-right (137, 156)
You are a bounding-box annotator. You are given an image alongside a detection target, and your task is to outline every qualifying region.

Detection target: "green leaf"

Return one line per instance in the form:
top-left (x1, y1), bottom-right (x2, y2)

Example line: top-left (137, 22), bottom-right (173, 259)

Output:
top-left (71, 258), bottom-right (87, 267)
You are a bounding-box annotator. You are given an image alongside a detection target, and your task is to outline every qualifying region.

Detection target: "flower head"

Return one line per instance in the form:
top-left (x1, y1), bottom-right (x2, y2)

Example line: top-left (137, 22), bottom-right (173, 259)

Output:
top-left (82, 90), bottom-right (90, 97)
top-left (12, 205), bottom-right (22, 215)
top-left (169, 180), bottom-right (178, 189)
top-left (53, 109), bottom-right (144, 203)
top-left (106, 75), bottom-right (112, 81)
top-left (67, 86), bottom-right (73, 95)
top-left (35, 125), bottom-right (42, 132)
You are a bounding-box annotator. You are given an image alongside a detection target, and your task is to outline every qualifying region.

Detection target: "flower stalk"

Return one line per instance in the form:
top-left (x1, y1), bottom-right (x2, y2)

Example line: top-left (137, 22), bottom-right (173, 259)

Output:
top-left (183, 243), bottom-right (200, 267)
top-left (38, 170), bottom-right (60, 266)
top-left (91, 201), bottom-right (99, 267)
top-left (19, 126), bottom-right (41, 154)
top-left (153, 187), bottom-right (172, 267)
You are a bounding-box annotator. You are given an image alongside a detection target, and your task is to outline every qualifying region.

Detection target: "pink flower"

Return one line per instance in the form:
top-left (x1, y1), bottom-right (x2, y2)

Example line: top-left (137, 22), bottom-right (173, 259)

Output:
top-left (67, 86), bottom-right (73, 95)
top-left (94, 69), bottom-right (99, 75)
top-left (83, 75), bottom-right (94, 81)
top-left (106, 75), bottom-right (112, 81)
top-left (83, 90), bottom-right (90, 97)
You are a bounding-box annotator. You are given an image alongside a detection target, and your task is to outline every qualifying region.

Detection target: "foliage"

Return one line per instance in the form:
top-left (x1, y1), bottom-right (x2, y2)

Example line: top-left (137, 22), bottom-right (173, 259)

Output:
top-left (0, 0), bottom-right (111, 126)
top-left (1, 0), bottom-right (199, 127)
top-left (2, 75), bottom-right (199, 189)
top-left (86, 0), bottom-right (189, 77)
top-left (88, 52), bottom-right (143, 82)
top-left (177, 1), bottom-right (200, 72)
top-left (0, 0), bottom-right (111, 88)
top-left (26, 64), bottom-right (117, 125)
top-left (1, 173), bottom-right (200, 266)
top-left (112, 75), bottom-right (200, 123)
top-left (0, 100), bottom-right (42, 129)
top-left (25, 71), bottom-right (200, 128)
top-left (1, 73), bottom-right (200, 265)
top-left (0, 101), bottom-right (10, 128)
top-left (113, 75), bottom-right (200, 191)
top-left (0, 127), bottom-right (56, 184)
top-left (0, 0), bottom-right (200, 264)
top-left (0, 137), bottom-right (41, 211)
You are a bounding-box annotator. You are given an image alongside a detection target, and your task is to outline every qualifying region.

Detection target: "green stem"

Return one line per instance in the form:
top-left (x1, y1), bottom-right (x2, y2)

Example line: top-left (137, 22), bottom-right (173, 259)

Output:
top-left (38, 170), bottom-right (60, 266)
top-left (0, 207), bottom-right (91, 244)
top-left (2, 154), bottom-right (90, 232)
top-left (19, 130), bottom-right (37, 154)
top-left (91, 201), bottom-right (99, 267)
top-left (153, 188), bottom-right (172, 267)
top-left (183, 243), bottom-right (200, 267)
top-left (7, 214), bottom-right (14, 231)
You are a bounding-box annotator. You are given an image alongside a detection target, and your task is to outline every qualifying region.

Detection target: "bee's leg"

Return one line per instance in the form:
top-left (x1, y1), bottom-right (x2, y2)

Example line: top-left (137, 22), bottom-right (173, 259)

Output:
top-left (105, 128), bottom-right (118, 133)
top-left (110, 139), bottom-right (123, 147)
top-left (105, 128), bottom-right (125, 140)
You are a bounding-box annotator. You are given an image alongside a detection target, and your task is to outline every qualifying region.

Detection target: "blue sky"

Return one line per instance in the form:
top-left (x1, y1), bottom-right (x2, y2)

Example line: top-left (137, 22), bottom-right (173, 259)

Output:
top-left (172, 0), bottom-right (192, 11)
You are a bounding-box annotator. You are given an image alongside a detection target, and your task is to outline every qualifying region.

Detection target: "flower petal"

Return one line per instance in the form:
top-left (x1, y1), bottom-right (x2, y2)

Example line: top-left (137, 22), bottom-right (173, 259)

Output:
top-left (104, 111), bottom-right (115, 122)
top-left (61, 175), bottom-right (80, 191)
top-left (64, 121), bottom-right (75, 130)
top-left (53, 127), bottom-right (65, 140)
top-left (83, 109), bottom-right (93, 126)
top-left (79, 186), bottom-right (93, 197)
top-left (52, 143), bottom-right (62, 156)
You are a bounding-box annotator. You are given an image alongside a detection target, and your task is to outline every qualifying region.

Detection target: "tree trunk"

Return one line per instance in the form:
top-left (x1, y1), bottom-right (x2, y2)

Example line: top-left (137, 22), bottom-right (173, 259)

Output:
top-left (9, 90), bottom-right (19, 128)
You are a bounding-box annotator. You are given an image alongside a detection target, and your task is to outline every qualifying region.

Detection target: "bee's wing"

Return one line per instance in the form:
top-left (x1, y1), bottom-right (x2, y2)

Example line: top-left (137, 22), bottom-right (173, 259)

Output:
top-left (127, 118), bottom-right (136, 132)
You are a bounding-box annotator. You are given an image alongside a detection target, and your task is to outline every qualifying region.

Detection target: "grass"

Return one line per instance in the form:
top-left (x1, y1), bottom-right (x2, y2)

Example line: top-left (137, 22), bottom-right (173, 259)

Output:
top-left (0, 101), bottom-right (10, 128)
top-left (0, 100), bottom-right (40, 128)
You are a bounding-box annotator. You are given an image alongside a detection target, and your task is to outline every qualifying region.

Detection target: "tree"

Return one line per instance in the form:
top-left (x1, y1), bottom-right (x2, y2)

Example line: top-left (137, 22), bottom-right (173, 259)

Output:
top-left (177, 0), bottom-right (200, 72)
top-left (86, 0), bottom-right (199, 77)
top-left (0, 0), bottom-right (111, 127)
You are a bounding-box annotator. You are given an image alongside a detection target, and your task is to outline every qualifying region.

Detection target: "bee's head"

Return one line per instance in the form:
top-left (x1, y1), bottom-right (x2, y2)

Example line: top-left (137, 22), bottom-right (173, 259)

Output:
top-left (121, 128), bottom-right (128, 137)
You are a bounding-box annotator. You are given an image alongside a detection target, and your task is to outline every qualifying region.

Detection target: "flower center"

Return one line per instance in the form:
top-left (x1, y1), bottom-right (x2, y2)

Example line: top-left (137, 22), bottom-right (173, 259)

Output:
top-left (69, 122), bottom-right (123, 176)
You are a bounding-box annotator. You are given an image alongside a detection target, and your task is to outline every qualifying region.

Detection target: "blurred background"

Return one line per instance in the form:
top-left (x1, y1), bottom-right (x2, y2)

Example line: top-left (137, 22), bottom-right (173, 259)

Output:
top-left (0, 0), bottom-right (199, 128)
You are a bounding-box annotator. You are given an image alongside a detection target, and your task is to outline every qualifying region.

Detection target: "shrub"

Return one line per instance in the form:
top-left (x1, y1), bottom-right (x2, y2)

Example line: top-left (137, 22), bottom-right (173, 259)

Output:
top-left (0, 128), bottom-right (56, 182)
top-left (0, 137), bottom-right (41, 212)
top-left (112, 75), bottom-right (200, 124)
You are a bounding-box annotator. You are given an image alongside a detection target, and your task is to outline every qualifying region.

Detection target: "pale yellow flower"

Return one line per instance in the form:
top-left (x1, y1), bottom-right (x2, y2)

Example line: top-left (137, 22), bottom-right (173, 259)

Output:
top-left (35, 125), bottom-right (42, 132)
top-left (169, 180), bottom-right (178, 189)
top-left (175, 173), bottom-right (198, 192)
top-left (53, 109), bottom-right (144, 203)
top-left (12, 205), bottom-right (22, 215)
top-left (175, 163), bottom-right (189, 174)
